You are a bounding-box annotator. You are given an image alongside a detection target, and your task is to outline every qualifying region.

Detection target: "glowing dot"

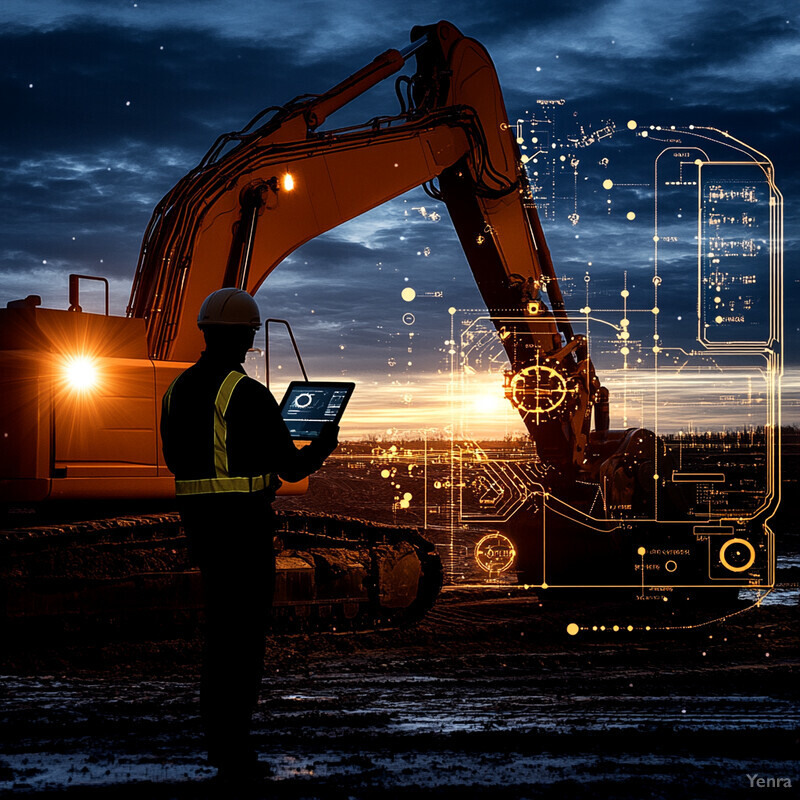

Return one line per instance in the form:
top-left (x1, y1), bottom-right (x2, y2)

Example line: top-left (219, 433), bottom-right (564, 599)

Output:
top-left (125, 100), bottom-right (131, 106)
top-left (627, 625), bottom-right (633, 632)
top-left (653, 235), bottom-right (660, 242)
top-left (282, 173), bottom-right (295, 191)
top-left (613, 625), bottom-right (620, 632)
top-left (621, 347), bottom-right (630, 355)
top-left (627, 120), bottom-right (637, 130)
top-left (403, 492), bottom-right (412, 501)
top-left (448, 306), bottom-right (456, 315)
top-left (626, 212), bottom-right (636, 220)
top-left (715, 315), bottom-right (723, 324)
top-left (646, 626), bottom-right (651, 631)
top-left (637, 547), bottom-right (646, 556)
top-left (653, 474), bottom-right (659, 480)
top-left (620, 319), bottom-right (629, 327)
top-left (621, 289), bottom-right (630, 298)
top-left (620, 331), bottom-right (630, 340)
top-left (641, 130), bottom-right (648, 137)
top-left (652, 307), bottom-right (659, 315)
top-left (714, 296), bottom-right (722, 304)
top-left (559, 155), bottom-right (566, 162)
top-left (694, 158), bottom-right (703, 165)
top-left (600, 626), bottom-right (606, 631)
top-left (567, 623), bottom-right (579, 636)
top-left (399, 500), bottom-right (410, 509)
top-left (380, 469), bottom-right (390, 479)
top-left (536, 66), bottom-right (542, 72)
top-left (516, 137), bottom-right (524, 144)
top-left (603, 179), bottom-right (613, 190)
top-left (401, 287), bottom-right (416, 302)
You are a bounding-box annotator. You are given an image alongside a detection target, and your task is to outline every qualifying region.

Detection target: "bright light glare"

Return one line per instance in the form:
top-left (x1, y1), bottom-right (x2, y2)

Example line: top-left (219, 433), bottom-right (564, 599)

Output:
top-left (472, 391), bottom-right (507, 415)
top-left (64, 356), bottom-right (97, 390)
top-left (282, 173), bottom-right (295, 191)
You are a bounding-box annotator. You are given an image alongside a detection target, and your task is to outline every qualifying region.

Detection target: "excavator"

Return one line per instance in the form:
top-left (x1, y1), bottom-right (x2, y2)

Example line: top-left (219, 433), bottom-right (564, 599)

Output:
top-left (0, 21), bottom-right (775, 628)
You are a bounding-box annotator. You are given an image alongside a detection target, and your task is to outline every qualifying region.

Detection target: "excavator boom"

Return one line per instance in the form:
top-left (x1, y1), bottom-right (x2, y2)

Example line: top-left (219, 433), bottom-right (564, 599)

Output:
top-left (127, 20), bottom-right (597, 469)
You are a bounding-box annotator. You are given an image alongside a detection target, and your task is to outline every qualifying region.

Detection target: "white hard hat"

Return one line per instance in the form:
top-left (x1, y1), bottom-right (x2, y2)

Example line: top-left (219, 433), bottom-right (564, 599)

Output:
top-left (197, 288), bottom-right (262, 329)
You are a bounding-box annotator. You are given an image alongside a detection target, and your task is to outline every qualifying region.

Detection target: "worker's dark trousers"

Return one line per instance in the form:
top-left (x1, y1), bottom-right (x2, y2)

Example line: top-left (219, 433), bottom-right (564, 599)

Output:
top-left (178, 492), bottom-right (276, 767)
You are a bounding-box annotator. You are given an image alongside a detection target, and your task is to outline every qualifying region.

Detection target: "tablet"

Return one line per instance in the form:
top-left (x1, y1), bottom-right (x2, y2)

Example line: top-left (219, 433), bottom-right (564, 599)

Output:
top-left (279, 381), bottom-right (355, 439)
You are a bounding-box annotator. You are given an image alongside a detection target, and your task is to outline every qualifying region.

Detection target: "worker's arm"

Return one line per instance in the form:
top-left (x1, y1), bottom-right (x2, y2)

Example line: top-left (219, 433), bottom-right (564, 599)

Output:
top-left (226, 377), bottom-right (338, 483)
top-left (280, 421), bottom-right (339, 483)
top-left (159, 384), bottom-right (178, 474)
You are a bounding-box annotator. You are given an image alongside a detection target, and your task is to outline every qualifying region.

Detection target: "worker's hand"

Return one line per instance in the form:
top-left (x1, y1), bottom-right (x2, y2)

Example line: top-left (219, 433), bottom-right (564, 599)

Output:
top-left (314, 422), bottom-right (339, 457)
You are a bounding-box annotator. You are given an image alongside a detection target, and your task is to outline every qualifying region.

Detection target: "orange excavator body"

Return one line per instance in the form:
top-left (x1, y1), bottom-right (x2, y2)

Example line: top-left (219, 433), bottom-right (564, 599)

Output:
top-left (1, 21), bottom-right (590, 504)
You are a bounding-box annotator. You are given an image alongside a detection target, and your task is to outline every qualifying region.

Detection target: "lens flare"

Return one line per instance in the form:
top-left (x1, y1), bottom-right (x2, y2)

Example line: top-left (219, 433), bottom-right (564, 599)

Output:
top-left (64, 356), bottom-right (97, 390)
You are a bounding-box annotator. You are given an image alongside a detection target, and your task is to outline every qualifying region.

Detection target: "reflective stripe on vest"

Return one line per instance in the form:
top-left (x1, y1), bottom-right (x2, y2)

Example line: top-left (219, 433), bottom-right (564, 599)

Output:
top-left (174, 370), bottom-right (273, 496)
top-left (175, 474), bottom-right (272, 495)
top-left (213, 370), bottom-right (244, 477)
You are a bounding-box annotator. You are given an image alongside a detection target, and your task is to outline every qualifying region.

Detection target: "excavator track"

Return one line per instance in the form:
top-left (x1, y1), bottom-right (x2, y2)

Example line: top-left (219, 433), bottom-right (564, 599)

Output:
top-left (0, 510), bottom-right (443, 638)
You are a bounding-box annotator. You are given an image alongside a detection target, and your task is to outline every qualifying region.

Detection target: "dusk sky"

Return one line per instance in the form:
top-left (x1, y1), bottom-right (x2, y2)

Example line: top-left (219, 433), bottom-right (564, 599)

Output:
top-left (2, 0), bottom-right (798, 438)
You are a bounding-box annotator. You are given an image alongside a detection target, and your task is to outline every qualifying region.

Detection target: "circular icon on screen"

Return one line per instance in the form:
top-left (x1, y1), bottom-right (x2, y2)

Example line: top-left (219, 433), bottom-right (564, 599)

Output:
top-left (294, 393), bottom-right (313, 408)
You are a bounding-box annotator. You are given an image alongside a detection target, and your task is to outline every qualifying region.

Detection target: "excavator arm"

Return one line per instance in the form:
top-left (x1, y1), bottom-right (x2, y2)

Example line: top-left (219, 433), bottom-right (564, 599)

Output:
top-left (127, 21), bottom-right (604, 470)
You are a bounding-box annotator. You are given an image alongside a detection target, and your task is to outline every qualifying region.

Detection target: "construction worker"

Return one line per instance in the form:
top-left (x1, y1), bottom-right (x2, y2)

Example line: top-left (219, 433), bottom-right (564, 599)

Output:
top-left (160, 288), bottom-right (338, 780)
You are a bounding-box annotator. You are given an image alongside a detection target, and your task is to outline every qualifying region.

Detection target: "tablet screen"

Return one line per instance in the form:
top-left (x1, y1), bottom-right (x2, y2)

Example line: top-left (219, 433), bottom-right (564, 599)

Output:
top-left (279, 381), bottom-right (355, 439)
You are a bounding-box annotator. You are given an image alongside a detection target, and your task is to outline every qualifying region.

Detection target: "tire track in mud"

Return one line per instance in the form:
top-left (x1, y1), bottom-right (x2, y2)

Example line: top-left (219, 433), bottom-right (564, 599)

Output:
top-left (2, 654), bottom-right (797, 795)
top-left (1, 591), bottom-right (796, 797)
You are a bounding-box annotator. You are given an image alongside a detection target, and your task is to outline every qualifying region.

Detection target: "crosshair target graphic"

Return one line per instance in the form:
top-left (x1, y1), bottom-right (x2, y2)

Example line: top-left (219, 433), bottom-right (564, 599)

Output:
top-left (508, 364), bottom-right (570, 418)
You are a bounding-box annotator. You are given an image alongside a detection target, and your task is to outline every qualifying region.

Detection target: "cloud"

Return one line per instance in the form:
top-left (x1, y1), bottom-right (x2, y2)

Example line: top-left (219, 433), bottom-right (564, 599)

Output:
top-left (2, 0), bottom-right (796, 426)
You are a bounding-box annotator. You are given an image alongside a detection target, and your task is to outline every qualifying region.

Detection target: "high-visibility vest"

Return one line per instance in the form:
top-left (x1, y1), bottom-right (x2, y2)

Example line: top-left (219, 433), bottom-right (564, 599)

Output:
top-left (163, 369), bottom-right (275, 496)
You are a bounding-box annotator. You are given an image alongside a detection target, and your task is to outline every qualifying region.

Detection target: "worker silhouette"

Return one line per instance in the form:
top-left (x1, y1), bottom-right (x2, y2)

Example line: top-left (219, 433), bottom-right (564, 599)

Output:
top-left (160, 288), bottom-right (338, 780)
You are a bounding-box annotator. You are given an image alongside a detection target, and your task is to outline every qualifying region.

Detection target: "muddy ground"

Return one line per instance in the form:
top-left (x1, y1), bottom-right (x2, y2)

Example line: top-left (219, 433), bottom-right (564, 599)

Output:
top-left (1, 582), bottom-right (797, 799)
